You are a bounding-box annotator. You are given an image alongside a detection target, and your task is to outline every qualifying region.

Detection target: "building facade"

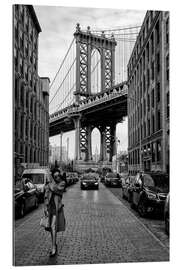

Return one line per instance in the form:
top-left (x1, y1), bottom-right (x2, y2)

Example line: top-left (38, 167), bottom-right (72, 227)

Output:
top-left (49, 144), bottom-right (68, 165)
top-left (13, 5), bottom-right (50, 180)
top-left (127, 11), bottom-right (169, 175)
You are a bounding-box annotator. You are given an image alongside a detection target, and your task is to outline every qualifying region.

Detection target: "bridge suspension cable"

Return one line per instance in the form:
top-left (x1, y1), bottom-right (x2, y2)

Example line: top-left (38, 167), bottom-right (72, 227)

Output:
top-left (49, 37), bottom-right (76, 114)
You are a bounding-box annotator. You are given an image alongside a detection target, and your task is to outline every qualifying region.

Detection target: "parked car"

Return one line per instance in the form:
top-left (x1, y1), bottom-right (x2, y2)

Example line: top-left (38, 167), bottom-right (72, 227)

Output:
top-left (80, 173), bottom-right (99, 190)
top-left (22, 168), bottom-right (52, 202)
top-left (131, 172), bottom-right (169, 217)
top-left (14, 178), bottom-right (39, 218)
top-left (105, 172), bottom-right (122, 187)
top-left (164, 192), bottom-right (170, 235)
top-left (122, 176), bottom-right (135, 202)
top-left (66, 172), bottom-right (76, 186)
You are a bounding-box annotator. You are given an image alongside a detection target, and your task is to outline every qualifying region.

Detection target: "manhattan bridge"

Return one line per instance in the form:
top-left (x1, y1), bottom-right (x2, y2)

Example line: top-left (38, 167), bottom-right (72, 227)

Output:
top-left (49, 23), bottom-right (140, 171)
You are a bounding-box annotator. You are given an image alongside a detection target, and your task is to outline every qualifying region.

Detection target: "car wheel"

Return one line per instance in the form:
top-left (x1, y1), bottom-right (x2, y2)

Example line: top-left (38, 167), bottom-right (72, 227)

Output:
top-left (165, 214), bottom-right (169, 235)
top-left (20, 202), bottom-right (25, 217)
top-left (137, 200), bottom-right (147, 217)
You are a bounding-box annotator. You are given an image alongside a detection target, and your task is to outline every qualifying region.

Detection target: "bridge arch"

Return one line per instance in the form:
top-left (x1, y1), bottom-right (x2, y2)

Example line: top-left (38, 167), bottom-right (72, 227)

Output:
top-left (91, 48), bottom-right (101, 94)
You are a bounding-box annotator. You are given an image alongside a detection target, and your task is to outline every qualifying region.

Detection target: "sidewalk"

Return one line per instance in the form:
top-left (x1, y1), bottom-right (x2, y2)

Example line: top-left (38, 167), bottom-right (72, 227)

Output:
top-left (14, 182), bottom-right (169, 266)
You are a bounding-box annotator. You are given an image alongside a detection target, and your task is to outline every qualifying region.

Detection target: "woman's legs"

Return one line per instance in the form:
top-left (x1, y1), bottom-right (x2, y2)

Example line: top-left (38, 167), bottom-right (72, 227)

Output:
top-left (50, 215), bottom-right (57, 253)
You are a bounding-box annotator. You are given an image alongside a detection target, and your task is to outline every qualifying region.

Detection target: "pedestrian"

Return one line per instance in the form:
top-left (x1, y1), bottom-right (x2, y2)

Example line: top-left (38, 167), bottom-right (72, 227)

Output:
top-left (44, 168), bottom-right (66, 257)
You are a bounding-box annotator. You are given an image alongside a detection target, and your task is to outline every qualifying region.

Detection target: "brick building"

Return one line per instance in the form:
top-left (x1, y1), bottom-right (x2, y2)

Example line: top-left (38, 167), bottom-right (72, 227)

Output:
top-left (13, 5), bottom-right (50, 180)
top-left (127, 11), bottom-right (169, 175)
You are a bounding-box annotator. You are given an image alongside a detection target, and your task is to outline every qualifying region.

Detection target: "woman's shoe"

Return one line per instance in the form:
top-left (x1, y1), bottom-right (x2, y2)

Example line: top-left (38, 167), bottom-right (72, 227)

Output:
top-left (49, 245), bottom-right (57, 257)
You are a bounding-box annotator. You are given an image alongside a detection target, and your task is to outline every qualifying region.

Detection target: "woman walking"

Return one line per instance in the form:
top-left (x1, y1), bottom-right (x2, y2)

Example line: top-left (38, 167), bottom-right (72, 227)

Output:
top-left (44, 168), bottom-right (66, 257)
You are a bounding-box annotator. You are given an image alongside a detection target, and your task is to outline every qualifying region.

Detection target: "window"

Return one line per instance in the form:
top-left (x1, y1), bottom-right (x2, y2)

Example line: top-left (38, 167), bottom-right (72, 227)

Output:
top-left (150, 11), bottom-right (153, 23)
top-left (155, 21), bottom-right (160, 44)
top-left (157, 140), bottom-right (161, 161)
top-left (147, 69), bottom-right (150, 87)
top-left (143, 28), bottom-right (145, 41)
top-left (143, 75), bottom-right (146, 93)
top-left (14, 19), bottom-right (18, 41)
top-left (20, 85), bottom-right (24, 107)
top-left (152, 142), bottom-right (156, 162)
top-left (147, 94), bottom-right (150, 111)
top-left (157, 52), bottom-right (160, 73)
top-left (157, 110), bottom-right (161, 130)
top-left (30, 122), bottom-right (33, 138)
top-left (144, 121), bottom-right (146, 137)
top-left (20, 57), bottom-right (23, 75)
top-left (15, 79), bottom-right (18, 103)
top-left (25, 65), bottom-right (28, 82)
top-left (146, 18), bottom-right (149, 34)
top-left (144, 98), bottom-right (146, 115)
top-left (26, 119), bottom-right (28, 137)
top-left (166, 18), bottom-right (169, 44)
top-left (34, 125), bottom-right (36, 140)
top-left (152, 114), bottom-right (155, 133)
top-left (166, 54), bottom-right (169, 81)
top-left (146, 43), bottom-right (149, 63)
top-left (167, 92), bottom-right (169, 118)
top-left (30, 97), bottom-right (33, 113)
top-left (26, 93), bottom-right (29, 110)
top-left (151, 61), bottom-right (154, 80)
top-left (30, 52), bottom-right (33, 64)
top-left (143, 51), bottom-right (145, 70)
top-left (148, 118), bottom-right (150, 136)
top-left (151, 33), bottom-right (154, 54)
top-left (21, 115), bottom-right (24, 135)
top-left (151, 89), bottom-right (154, 108)
top-left (157, 82), bottom-right (160, 102)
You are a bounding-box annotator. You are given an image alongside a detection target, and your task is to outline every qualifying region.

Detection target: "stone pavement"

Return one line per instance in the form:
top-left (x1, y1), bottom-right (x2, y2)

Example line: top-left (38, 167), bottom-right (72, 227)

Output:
top-left (14, 182), bottom-right (169, 266)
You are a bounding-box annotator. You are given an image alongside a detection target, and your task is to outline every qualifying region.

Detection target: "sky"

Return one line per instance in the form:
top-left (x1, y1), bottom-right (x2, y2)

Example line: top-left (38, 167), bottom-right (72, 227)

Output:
top-left (34, 5), bottom-right (146, 159)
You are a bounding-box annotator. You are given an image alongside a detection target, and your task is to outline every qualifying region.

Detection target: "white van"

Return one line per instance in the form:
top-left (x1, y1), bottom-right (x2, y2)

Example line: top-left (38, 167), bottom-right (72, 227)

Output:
top-left (22, 168), bottom-right (52, 202)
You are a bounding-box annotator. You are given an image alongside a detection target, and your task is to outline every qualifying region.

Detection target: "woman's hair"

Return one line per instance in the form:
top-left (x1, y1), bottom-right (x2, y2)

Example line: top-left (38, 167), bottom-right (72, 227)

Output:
top-left (51, 168), bottom-right (61, 177)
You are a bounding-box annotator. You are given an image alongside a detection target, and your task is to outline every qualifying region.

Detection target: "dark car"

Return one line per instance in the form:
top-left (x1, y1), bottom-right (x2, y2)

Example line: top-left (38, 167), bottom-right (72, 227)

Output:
top-left (66, 172), bottom-right (74, 186)
top-left (164, 193), bottom-right (170, 235)
top-left (14, 178), bottom-right (39, 218)
top-left (131, 172), bottom-right (169, 217)
top-left (80, 173), bottom-right (99, 190)
top-left (122, 176), bottom-right (135, 202)
top-left (105, 172), bottom-right (122, 187)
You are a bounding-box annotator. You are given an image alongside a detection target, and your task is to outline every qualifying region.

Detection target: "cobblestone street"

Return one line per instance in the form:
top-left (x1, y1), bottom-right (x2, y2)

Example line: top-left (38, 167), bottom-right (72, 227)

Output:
top-left (14, 182), bottom-right (169, 266)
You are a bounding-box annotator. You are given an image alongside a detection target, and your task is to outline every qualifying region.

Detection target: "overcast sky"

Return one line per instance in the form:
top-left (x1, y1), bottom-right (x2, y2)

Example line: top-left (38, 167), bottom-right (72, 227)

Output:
top-left (34, 5), bottom-right (146, 159)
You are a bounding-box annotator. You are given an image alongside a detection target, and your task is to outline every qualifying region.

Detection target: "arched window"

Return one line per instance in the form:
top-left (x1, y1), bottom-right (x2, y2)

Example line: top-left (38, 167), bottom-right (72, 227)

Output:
top-left (20, 85), bottom-right (24, 107)
top-left (91, 48), bottom-right (101, 94)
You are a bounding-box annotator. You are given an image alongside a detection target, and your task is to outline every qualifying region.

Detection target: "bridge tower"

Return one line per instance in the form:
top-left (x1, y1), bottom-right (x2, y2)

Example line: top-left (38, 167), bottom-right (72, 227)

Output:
top-left (73, 24), bottom-right (117, 169)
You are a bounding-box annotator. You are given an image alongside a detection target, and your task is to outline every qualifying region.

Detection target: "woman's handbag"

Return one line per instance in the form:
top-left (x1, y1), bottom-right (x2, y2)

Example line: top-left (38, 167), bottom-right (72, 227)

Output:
top-left (40, 215), bottom-right (50, 231)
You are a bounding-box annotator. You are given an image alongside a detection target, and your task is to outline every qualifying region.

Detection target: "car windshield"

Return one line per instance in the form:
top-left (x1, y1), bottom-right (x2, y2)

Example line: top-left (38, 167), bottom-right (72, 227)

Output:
top-left (82, 174), bottom-right (96, 180)
top-left (23, 173), bottom-right (44, 184)
top-left (106, 173), bottom-right (119, 178)
top-left (143, 174), bottom-right (155, 187)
